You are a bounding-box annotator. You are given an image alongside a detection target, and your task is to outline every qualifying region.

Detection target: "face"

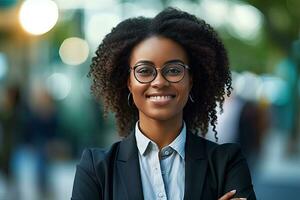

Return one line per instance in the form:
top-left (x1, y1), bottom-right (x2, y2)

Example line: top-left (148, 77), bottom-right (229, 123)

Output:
top-left (128, 36), bottom-right (193, 122)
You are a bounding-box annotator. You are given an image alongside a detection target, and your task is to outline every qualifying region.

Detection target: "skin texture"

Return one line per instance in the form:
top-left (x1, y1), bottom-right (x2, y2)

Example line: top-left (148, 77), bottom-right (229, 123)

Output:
top-left (128, 36), bottom-right (192, 149)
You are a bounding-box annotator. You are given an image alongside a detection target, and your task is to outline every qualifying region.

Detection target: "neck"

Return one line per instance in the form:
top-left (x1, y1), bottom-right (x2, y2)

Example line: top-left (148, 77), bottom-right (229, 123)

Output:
top-left (138, 113), bottom-right (183, 149)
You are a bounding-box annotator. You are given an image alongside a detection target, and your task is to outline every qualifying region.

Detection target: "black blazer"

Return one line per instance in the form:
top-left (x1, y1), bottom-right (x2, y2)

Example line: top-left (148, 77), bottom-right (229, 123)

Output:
top-left (71, 132), bottom-right (256, 200)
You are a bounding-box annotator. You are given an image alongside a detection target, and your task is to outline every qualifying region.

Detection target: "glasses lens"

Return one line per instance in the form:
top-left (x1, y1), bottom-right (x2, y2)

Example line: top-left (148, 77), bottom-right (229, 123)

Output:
top-left (134, 64), bottom-right (156, 83)
top-left (162, 63), bottom-right (185, 82)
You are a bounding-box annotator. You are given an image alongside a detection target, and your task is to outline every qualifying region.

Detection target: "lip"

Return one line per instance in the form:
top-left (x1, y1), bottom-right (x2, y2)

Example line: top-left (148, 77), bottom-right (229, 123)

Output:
top-left (146, 93), bottom-right (176, 97)
top-left (145, 93), bottom-right (176, 106)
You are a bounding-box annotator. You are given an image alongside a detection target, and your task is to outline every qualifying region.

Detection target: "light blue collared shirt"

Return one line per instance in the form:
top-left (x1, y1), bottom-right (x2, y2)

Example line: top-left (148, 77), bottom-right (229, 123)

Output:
top-left (135, 121), bottom-right (186, 200)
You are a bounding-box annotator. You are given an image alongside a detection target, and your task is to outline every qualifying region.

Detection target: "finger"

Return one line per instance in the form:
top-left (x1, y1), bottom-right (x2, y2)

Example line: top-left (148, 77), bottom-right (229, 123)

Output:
top-left (218, 190), bottom-right (236, 200)
top-left (231, 198), bottom-right (247, 200)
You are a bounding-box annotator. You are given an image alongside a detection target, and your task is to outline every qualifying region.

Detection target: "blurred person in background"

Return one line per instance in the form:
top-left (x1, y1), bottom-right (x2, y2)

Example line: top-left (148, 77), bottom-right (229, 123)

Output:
top-left (22, 85), bottom-right (59, 195)
top-left (72, 8), bottom-right (256, 200)
top-left (237, 99), bottom-right (270, 168)
top-left (207, 90), bottom-right (270, 169)
top-left (8, 85), bottom-right (60, 200)
top-left (0, 85), bottom-right (22, 181)
top-left (0, 85), bottom-right (23, 199)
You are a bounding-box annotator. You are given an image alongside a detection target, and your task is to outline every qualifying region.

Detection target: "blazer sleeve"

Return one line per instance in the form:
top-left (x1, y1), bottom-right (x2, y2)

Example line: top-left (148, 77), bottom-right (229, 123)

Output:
top-left (71, 148), bottom-right (103, 200)
top-left (214, 143), bottom-right (257, 200)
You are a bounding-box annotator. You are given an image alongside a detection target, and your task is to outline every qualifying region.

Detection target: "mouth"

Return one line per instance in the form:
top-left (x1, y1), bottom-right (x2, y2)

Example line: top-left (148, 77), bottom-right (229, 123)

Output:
top-left (145, 94), bottom-right (176, 104)
top-left (147, 95), bottom-right (175, 99)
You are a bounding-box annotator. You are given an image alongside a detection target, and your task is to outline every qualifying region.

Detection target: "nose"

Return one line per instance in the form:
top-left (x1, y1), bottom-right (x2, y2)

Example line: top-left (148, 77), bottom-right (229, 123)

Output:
top-left (150, 71), bottom-right (170, 88)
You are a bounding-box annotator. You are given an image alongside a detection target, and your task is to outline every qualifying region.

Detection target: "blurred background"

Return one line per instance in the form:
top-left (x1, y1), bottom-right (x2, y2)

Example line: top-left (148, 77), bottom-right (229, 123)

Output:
top-left (0, 0), bottom-right (299, 199)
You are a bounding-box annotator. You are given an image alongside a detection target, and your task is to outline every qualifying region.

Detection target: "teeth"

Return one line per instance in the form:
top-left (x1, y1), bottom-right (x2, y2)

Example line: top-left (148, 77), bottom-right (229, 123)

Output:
top-left (149, 96), bottom-right (173, 100)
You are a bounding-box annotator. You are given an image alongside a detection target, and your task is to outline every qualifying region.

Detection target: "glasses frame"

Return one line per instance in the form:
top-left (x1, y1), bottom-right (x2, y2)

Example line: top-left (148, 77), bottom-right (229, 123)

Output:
top-left (130, 62), bottom-right (190, 84)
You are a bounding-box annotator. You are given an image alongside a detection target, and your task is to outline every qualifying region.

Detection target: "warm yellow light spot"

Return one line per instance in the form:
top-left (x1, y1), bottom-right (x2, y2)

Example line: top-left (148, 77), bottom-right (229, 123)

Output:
top-left (19, 0), bottom-right (59, 35)
top-left (59, 37), bottom-right (90, 66)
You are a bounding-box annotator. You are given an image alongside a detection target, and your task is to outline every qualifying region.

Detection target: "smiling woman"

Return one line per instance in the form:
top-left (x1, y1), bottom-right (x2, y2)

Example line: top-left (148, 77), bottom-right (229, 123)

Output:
top-left (128, 36), bottom-right (192, 145)
top-left (71, 7), bottom-right (256, 200)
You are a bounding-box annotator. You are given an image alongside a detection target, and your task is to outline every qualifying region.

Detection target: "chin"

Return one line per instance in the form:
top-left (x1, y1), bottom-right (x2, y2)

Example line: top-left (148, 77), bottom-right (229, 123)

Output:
top-left (141, 109), bottom-right (182, 122)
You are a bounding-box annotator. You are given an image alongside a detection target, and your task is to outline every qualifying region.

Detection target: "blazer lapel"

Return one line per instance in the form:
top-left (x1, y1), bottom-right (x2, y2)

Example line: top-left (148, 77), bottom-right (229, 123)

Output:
top-left (184, 132), bottom-right (208, 200)
top-left (116, 133), bottom-right (144, 200)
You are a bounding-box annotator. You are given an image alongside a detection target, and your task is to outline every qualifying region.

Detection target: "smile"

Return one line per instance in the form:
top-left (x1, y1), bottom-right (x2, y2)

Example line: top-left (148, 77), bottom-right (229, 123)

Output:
top-left (146, 95), bottom-right (176, 105)
top-left (148, 95), bottom-right (174, 100)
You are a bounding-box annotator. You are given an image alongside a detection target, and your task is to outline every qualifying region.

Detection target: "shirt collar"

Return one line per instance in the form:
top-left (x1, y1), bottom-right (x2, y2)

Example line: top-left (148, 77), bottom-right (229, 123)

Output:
top-left (135, 122), bottom-right (152, 156)
top-left (135, 121), bottom-right (186, 159)
top-left (168, 122), bottom-right (186, 159)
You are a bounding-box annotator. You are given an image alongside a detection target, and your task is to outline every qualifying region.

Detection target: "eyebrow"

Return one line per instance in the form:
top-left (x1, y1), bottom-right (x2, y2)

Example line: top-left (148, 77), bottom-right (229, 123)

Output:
top-left (134, 59), bottom-right (185, 66)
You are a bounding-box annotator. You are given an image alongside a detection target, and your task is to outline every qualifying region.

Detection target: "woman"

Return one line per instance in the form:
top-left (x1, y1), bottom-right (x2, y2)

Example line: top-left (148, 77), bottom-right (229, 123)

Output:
top-left (71, 7), bottom-right (256, 200)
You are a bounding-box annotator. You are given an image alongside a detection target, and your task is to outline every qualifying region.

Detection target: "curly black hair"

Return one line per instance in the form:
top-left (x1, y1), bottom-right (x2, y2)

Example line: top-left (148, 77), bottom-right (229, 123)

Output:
top-left (89, 7), bottom-right (232, 141)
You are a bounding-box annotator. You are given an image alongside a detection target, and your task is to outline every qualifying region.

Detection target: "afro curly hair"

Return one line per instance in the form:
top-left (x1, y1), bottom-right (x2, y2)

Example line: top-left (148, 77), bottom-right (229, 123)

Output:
top-left (89, 7), bottom-right (232, 141)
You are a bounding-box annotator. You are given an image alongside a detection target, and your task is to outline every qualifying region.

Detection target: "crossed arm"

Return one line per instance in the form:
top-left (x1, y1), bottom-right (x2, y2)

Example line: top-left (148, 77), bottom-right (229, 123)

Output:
top-left (219, 190), bottom-right (247, 200)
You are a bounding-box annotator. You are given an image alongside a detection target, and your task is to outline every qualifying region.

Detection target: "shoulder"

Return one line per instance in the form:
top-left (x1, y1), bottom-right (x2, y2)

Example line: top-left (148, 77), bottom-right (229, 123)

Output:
top-left (199, 137), bottom-right (250, 179)
top-left (206, 139), bottom-right (244, 162)
top-left (189, 133), bottom-right (243, 160)
top-left (74, 141), bottom-right (122, 190)
top-left (186, 134), bottom-right (256, 198)
top-left (190, 134), bottom-right (245, 167)
top-left (72, 134), bottom-right (138, 199)
top-left (78, 141), bottom-right (121, 170)
top-left (77, 132), bottom-right (137, 173)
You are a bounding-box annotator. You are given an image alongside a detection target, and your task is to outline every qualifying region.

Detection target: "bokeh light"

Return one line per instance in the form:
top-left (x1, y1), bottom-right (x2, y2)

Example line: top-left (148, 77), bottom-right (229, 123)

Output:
top-left (235, 71), bottom-right (261, 101)
top-left (258, 76), bottom-right (289, 106)
top-left (85, 13), bottom-right (121, 48)
top-left (198, 0), bottom-right (263, 41)
top-left (122, 2), bottom-right (159, 19)
top-left (1, 1), bottom-right (300, 199)
top-left (19, 0), bottom-right (59, 35)
top-left (199, 0), bottom-right (230, 28)
top-left (55, 0), bottom-right (119, 10)
top-left (46, 73), bottom-right (71, 100)
top-left (227, 3), bottom-right (263, 40)
top-left (59, 37), bottom-right (89, 66)
top-left (0, 53), bottom-right (8, 80)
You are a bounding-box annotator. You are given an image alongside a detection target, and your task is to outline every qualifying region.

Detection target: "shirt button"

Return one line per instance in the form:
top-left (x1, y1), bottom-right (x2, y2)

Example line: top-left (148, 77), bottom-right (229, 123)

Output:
top-left (164, 150), bottom-right (170, 155)
top-left (158, 192), bottom-right (164, 198)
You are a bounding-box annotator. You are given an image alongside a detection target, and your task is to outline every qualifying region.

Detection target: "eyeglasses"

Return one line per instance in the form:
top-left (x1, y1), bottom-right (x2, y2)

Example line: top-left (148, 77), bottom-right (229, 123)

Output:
top-left (130, 61), bottom-right (190, 83)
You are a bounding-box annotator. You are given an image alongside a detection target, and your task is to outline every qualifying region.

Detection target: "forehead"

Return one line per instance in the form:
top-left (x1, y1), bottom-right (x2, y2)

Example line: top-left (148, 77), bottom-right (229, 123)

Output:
top-left (129, 36), bottom-right (188, 66)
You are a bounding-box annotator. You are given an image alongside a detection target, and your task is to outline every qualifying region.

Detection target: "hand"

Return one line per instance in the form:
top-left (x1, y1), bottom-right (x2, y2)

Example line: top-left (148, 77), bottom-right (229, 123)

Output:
top-left (218, 190), bottom-right (247, 200)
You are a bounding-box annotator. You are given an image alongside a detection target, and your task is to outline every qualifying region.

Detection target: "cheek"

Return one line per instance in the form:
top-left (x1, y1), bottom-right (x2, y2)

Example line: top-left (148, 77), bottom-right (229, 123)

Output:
top-left (131, 86), bottom-right (146, 98)
top-left (129, 80), bottom-right (147, 103)
top-left (178, 81), bottom-right (192, 106)
top-left (180, 88), bottom-right (190, 105)
top-left (180, 78), bottom-right (192, 96)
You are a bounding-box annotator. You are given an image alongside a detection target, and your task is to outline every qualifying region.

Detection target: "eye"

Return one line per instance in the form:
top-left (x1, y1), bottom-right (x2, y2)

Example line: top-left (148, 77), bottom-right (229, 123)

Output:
top-left (135, 65), bottom-right (154, 76)
top-left (163, 65), bottom-right (183, 76)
